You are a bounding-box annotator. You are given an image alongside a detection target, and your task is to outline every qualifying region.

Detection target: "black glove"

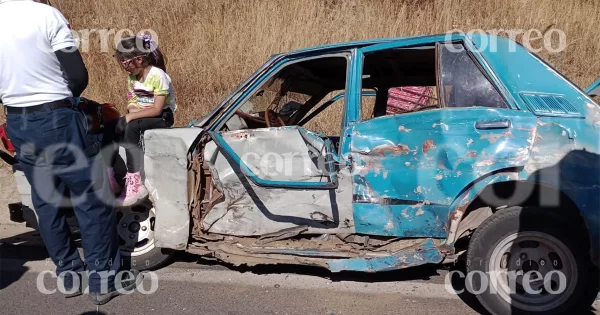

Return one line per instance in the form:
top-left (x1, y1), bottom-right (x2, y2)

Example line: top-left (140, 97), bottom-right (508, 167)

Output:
top-left (115, 116), bottom-right (127, 136)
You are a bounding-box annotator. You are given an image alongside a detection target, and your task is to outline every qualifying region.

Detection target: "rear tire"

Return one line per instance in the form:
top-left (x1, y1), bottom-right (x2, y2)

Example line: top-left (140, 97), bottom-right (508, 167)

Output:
top-left (466, 206), bottom-right (599, 315)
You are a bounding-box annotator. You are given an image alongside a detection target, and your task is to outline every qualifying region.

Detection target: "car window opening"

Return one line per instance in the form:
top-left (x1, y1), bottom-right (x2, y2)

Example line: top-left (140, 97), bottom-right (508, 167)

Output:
top-left (361, 46), bottom-right (440, 120)
top-left (360, 43), bottom-right (509, 121)
top-left (220, 56), bottom-right (349, 138)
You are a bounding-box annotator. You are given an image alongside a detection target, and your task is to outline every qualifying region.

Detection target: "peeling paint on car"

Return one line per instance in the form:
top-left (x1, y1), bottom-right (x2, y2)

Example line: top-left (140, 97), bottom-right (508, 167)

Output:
top-left (422, 140), bottom-right (436, 154)
top-left (475, 159), bottom-right (495, 167)
top-left (480, 130), bottom-right (513, 144)
top-left (326, 238), bottom-right (443, 272)
top-left (398, 125), bottom-right (412, 132)
top-left (432, 122), bottom-right (449, 131)
top-left (177, 33), bottom-right (600, 272)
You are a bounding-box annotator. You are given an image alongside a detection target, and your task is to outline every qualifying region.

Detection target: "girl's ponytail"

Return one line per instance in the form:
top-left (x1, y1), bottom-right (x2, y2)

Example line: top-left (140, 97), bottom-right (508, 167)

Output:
top-left (141, 34), bottom-right (167, 73)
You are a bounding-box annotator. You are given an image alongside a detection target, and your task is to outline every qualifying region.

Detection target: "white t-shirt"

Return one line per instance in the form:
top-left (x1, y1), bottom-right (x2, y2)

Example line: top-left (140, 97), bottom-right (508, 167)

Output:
top-left (0, 0), bottom-right (76, 107)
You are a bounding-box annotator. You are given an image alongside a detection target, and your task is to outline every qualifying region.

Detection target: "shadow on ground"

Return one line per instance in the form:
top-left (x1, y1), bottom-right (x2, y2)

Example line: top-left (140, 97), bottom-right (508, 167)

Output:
top-left (0, 227), bottom-right (49, 290)
top-left (175, 251), bottom-right (491, 312)
top-left (175, 251), bottom-right (600, 314)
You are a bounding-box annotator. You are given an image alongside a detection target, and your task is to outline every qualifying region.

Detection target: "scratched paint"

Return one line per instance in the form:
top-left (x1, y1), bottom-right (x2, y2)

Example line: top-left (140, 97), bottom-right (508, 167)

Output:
top-left (348, 107), bottom-right (536, 237)
top-left (518, 116), bottom-right (600, 266)
top-left (188, 33), bottom-right (600, 270)
top-left (353, 203), bottom-right (447, 237)
top-left (456, 35), bottom-right (600, 265)
top-left (326, 239), bottom-right (443, 272)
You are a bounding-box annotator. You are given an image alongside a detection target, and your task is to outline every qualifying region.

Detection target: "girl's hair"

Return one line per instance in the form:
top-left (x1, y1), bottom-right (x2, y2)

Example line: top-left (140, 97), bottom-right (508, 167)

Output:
top-left (115, 34), bottom-right (167, 72)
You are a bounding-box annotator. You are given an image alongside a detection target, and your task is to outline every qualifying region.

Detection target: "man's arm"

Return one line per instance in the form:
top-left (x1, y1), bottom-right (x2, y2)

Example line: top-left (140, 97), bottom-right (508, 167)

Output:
top-left (47, 6), bottom-right (88, 98)
top-left (55, 49), bottom-right (88, 97)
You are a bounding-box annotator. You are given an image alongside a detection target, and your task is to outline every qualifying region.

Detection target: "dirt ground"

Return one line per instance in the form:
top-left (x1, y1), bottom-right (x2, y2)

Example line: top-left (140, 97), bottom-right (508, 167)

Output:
top-left (0, 153), bottom-right (45, 247)
top-left (0, 160), bottom-right (20, 225)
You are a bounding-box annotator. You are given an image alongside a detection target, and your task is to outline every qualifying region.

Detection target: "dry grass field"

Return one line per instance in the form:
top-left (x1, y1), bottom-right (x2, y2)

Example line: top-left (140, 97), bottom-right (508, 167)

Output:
top-left (0, 0), bottom-right (599, 131)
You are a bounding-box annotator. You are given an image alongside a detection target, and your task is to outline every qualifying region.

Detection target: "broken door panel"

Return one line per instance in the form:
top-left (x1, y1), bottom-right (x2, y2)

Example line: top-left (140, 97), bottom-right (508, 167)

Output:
top-left (349, 107), bottom-right (537, 237)
top-left (208, 127), bottom-right (337, 188)
top-left (202, 127), bottom-right (354, 236)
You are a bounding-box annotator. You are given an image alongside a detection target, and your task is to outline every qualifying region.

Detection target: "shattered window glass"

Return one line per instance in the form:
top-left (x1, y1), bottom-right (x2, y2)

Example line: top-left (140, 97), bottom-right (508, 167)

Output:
top-left (438, 44), bottom-right (509, 109)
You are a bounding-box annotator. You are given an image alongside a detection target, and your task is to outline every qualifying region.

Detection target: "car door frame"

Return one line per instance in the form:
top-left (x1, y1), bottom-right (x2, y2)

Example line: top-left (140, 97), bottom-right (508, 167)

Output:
top-left (208, 52), bottom-right (353, 135)
top-left (340, 34), bottom-right (463, 159)
top-left (197, 51), bottom-right (362, 234)
top-left (340, 34), bottom-right (539, 239)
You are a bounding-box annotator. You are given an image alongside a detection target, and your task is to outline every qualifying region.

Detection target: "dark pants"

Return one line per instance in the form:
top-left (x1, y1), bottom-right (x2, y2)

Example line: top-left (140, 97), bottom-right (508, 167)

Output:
top-left (5, 103), bottom-right (121, 294)
top-left (102, 110), bottom-right (173, 173)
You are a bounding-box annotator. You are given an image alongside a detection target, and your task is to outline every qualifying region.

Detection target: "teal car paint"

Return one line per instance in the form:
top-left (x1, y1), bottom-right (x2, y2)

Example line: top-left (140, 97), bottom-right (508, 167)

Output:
top-left (187, 33), bottom-right (600, 272)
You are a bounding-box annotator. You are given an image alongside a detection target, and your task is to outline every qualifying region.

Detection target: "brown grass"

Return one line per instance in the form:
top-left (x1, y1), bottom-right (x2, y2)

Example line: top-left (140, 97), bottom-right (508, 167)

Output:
top-left (0, 0), bottom-right (599, 132)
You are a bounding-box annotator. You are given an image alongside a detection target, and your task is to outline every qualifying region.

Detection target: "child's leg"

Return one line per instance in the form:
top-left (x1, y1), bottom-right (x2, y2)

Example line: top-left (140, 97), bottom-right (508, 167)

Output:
top-left (102, 120), bottom-right (122, 163)
top-left (101, 119), bottom-right (123, 194)
top-left (122, 116), bottom-right (171, 173)
top-left (117, 116), bottom-right (171, 206)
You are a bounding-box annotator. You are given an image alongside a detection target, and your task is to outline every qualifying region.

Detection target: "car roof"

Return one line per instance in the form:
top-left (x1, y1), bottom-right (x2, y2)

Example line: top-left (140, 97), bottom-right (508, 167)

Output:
top-left (276, 34), bottom-right (458, 57)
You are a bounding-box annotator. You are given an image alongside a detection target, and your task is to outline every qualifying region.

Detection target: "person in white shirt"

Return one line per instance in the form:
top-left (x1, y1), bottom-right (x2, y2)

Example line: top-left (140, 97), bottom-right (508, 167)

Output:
top-left (0, 0), bottom-right (140, 305)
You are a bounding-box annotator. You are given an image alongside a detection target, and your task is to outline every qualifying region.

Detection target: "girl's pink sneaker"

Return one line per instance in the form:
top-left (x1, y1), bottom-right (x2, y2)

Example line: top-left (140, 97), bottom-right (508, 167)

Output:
top-left (107, 168), bottom-right (121, 195)
top-left (116, 172), bottom-right (148, 207)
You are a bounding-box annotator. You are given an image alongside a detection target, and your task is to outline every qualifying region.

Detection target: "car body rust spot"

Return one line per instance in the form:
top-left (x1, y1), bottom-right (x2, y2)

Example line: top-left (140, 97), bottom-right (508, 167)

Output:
top-left (422, 140), bottom-right (436, 155)
top-left (475, 159), bottom-right (495, 167)
top-left (370, 144), bottom-right (410, 156)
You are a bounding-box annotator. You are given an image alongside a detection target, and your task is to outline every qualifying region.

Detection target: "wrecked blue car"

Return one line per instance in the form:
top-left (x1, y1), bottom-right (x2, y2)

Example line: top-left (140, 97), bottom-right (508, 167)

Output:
top-left (5, 34), bottom-right (600, 314)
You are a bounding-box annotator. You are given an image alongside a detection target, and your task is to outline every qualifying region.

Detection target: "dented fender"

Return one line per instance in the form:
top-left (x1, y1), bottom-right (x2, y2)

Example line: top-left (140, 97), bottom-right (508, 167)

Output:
top-left (443, 171), bottom-right (520, 247)
top-left (346, 106), bottom-right (537, 239)
top-left (143, 127), bottom-right (203, 250)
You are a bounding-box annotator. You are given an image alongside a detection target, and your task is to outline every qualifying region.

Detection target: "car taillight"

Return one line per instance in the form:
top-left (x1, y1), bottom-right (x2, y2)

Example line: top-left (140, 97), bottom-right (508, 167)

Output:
top-left (0, 123), bottom-right (16, 153)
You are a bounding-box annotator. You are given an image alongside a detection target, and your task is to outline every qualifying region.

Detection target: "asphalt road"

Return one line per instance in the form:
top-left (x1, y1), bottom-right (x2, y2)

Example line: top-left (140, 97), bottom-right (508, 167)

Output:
top-left (1, 243), bottom-right (599, 315)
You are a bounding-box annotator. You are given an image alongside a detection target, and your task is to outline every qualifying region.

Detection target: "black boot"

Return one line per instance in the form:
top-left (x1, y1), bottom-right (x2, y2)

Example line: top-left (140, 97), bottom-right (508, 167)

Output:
top-left (87, 269), bottom-right (143, 305)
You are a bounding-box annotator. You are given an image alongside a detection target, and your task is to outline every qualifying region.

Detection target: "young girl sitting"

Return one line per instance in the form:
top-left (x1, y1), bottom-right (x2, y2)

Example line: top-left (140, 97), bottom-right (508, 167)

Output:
top-left (102, 34), bottom-right (177, 207)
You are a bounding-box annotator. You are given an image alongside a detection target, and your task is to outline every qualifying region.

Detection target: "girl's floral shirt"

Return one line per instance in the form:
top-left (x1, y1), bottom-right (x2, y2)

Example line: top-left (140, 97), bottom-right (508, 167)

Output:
top-left (127, 66), bottom-right (177, 112)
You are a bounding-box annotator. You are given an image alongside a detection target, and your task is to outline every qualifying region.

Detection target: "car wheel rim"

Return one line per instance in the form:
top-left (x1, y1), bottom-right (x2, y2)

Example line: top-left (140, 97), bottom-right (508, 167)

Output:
top-left (488, 231), bottom-right (577, 312)
top-left (117, 207), bottom-right (156, 256)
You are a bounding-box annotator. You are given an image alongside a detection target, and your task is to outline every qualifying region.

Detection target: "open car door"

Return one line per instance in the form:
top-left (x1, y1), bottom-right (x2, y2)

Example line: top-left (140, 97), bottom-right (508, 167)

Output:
top-left (199, 126), bottom-right (354, 236)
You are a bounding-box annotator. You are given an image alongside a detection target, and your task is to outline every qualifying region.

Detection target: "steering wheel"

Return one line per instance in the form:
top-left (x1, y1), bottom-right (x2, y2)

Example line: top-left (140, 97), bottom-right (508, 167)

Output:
top-left (264, 109), bottom-right (287, 128)
top-left (234, 109), bottom-right (286, 128)
top-left (264, 81), bottom-right (290, 128)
